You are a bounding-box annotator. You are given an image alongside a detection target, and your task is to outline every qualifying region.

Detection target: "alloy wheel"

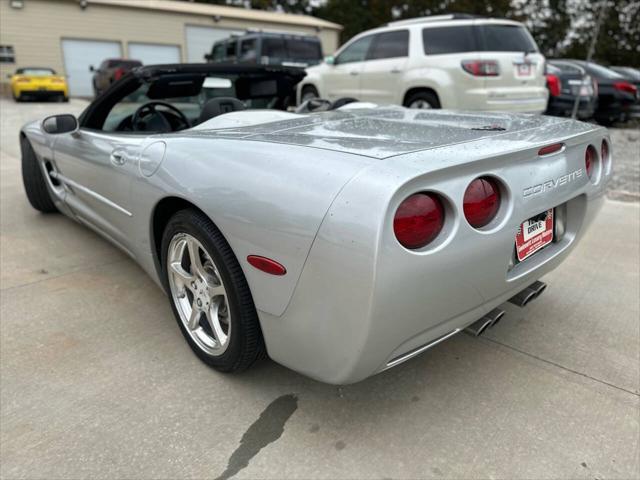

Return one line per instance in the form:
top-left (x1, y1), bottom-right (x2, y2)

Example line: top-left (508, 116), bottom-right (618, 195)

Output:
top-left (167, 233), bottom-right (231, 356)
top-left (408, 99), bottom-right (432, 109)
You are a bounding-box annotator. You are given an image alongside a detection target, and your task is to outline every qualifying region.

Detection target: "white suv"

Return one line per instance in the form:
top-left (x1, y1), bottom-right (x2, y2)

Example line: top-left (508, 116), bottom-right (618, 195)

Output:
top-left (299, 15), bottom-right (548, 112)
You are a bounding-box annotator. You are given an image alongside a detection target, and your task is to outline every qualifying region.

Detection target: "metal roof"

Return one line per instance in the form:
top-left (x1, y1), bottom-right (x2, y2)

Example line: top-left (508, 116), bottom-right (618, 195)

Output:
top-left (87, 0), bottom-right (343, 30)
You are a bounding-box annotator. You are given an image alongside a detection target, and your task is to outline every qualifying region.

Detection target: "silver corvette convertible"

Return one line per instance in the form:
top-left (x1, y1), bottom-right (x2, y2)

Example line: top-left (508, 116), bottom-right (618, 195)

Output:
top-left (20, 64), bottom-right (610, 384)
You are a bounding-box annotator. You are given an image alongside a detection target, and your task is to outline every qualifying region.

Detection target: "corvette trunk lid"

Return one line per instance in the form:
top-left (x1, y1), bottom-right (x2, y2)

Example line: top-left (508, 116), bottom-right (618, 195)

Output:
top-left (193, 107), bottom-right (595, 159)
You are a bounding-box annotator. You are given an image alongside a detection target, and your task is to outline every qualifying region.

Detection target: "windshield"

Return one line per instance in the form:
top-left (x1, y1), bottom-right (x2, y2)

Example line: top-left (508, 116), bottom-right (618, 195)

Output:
top-left (101, 73), bottom-right (294, 132)
top-left (583, 62), bottom-right (625, 79)
top-left (422, 24), bottom-right (538, 54)
top-left (108, 60), bottom-right (142, 68)
top-left (16, 68), bottom-right (56, 76)
top-left (480, 25), bottom-right (538, 52)
top-left (262, 37), bottom-right (322, 65)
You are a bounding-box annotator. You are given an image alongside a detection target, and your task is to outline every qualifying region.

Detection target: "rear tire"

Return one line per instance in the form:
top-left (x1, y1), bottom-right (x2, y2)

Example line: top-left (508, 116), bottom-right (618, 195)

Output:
top-left (21, 137), bottom-right (57, 213)
top-left (404, 90), bottom-right (440, 109)
top-left (301, 85), bottom-right (319, 103)
top-left (161, 209), bottom-right (266, 373)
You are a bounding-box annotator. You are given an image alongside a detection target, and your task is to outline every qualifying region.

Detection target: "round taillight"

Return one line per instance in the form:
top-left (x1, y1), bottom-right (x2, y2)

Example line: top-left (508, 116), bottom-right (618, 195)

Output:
top-left (463, 177), bottom-right (501, 229)
top-left (394, 193), bottom-right (445, 249)
top-left (585, 145), bottom-right (596, 179)
top-left (601, 140), bottom-right (609, 169)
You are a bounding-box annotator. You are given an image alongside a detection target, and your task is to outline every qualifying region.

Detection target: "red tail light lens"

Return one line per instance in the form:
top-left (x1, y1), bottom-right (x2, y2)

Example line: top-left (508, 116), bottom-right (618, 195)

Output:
top-left (394, 193), bottom-right (445, 249)
top-left (461, 60), bottom-right (500, 77)
top-left (585, 145), bottom-right (596, 179)
top-left (546, 74), bottom-right (561, 97)
top-left (463, 177), bottom-right (501, 229)
top-left (613, 81), bottom-right (637, 96)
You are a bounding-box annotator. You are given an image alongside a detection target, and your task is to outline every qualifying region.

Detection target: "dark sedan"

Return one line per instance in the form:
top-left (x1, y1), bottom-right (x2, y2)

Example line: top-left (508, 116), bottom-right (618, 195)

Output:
top-left (545, 61), bottom-right (596, 119)
top-left (609, 66), bottom-right (640, 119)
top-left (557, 60), bottom-right (638, 125)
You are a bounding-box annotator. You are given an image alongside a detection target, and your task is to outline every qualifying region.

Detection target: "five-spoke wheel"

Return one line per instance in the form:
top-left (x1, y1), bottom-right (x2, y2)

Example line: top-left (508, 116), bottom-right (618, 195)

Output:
top-left (168, 233), bottom-right (231, 355)
top-left (162, 209), bottom-right (265, 372)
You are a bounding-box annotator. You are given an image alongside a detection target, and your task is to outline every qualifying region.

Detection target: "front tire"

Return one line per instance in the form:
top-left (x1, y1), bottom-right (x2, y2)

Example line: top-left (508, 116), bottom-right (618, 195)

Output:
top-left (21, 136), bottom-right (57, 213)
top-left (161, 209), bottom-right (266, 373)
top-left (404, 90), bottom-right (441, 109)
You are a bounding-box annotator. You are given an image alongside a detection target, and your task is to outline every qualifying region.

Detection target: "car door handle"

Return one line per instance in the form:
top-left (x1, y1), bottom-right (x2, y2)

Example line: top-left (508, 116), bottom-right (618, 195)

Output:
top-left (349, 71), bottom-right (359, 76)
top-left (110, 151), bottom-right (126, 166)
top-left (390, 68), bottom-right (401, 74)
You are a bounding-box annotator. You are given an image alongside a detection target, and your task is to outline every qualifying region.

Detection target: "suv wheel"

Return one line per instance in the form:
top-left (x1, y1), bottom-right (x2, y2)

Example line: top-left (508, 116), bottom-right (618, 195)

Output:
top-left (301, 85), bottom-right (319, 103)
top-left (405, 91), bottom-right (440, 109)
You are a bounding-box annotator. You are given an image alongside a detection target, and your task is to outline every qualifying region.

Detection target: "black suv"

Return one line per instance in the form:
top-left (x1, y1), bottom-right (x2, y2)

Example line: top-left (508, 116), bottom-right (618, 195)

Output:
top-left (205, 32), bottom-right (322, 68)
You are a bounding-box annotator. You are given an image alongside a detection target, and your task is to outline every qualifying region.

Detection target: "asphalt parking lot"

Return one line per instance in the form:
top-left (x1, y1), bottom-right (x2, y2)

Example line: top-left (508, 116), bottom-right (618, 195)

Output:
top-left (1, 98), bottom-right (638, 480)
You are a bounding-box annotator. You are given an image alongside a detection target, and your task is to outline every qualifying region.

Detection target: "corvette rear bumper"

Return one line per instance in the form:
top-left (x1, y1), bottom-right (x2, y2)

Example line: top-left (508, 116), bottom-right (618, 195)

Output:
top-left (258, 126), bottom-right (610, 384)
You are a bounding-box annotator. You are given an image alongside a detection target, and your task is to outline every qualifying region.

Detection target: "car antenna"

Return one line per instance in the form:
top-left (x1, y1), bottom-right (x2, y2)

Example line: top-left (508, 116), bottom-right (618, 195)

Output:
top-left (571, 0), bottom-right (607, 119)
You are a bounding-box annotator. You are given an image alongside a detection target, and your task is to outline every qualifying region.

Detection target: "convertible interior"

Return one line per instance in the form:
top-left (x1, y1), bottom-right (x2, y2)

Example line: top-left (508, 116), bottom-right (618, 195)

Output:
top-left (79, 65), bottom-right (306, 134)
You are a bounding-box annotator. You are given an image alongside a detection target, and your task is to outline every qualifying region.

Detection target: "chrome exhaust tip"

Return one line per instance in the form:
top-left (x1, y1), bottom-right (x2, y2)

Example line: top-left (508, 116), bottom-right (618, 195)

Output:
top-left (465, 308), bottom-right (505, 336)
top-left (508, 281), bottom-right (547, 307)
top-left (530, 280), bottom-right (547, 298)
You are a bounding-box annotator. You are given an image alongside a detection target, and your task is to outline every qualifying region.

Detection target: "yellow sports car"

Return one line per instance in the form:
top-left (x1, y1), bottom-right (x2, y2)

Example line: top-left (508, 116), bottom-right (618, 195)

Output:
top-left (9, 67), bottom-right (68, 102)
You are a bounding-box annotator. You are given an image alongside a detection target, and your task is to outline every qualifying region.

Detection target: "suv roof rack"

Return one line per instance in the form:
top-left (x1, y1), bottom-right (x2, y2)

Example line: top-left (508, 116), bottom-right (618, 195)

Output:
top-left (386, 13), bottom-right (485, 27)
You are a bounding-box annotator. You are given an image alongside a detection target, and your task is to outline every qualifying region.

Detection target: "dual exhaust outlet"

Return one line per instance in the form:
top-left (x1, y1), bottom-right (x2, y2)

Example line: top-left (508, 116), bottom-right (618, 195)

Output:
top-left (465, 280), bottom-right (546, 337)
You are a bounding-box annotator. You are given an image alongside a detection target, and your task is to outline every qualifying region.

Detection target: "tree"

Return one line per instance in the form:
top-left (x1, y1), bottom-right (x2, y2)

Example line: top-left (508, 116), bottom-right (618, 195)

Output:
top-left (564, 0), bottom-right (640, 65)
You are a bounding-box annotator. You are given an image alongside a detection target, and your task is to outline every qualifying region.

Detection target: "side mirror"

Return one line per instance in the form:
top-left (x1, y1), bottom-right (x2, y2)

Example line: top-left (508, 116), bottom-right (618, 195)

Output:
top-left (324, 55), bottom-right (335, 65)
top-left (89, 65), bottom-right (95, 72)
top-left (42, 114), bottom-right (78, 135)
top-left (6, 73), bottom-right (12, 79)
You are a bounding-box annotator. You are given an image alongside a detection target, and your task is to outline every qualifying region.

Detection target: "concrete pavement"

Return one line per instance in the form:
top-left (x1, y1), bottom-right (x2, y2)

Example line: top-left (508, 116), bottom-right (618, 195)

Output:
top-left (1, 99), bottom-right (638, 479)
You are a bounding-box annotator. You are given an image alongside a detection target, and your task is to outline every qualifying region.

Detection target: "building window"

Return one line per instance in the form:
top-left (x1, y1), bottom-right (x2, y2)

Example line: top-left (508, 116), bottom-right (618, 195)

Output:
top-left (0, 46), bottom-right (16, 63)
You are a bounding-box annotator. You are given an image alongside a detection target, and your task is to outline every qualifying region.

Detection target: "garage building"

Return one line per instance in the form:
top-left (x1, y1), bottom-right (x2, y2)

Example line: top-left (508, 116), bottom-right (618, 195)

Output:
top-left (0, 0), bottom-right (341, 96)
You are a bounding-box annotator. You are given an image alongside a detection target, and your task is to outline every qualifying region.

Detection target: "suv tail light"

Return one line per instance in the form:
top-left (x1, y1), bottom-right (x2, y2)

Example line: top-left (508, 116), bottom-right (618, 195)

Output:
top-left (613, 81), bottom-right (637, 96)
top-left (463, 177), bottom-right (501, 229)
top-left (461, 60), bottom-right (500, 77)
top-left (113, 67), bottom-right (126, 81)
top-left (546, 74), bottom-right (561, 97)
top-left (585, 145), bottom-right (596, 179)
top-left (394, 193), bottom-right (445, 249)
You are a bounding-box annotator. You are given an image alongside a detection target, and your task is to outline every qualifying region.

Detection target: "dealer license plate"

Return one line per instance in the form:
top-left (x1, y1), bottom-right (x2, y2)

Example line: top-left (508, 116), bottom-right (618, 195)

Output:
top-left (515, 209), bottom-right (554, 261)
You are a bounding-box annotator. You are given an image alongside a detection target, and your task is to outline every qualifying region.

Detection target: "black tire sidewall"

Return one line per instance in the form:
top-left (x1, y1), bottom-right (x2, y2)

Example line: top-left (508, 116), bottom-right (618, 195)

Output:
top-left (160, 210), bottom-right (261, 371)
top-left (21, 137), bottom-right (57, 213)
top-left (405, 91), bottom-right (440, 109)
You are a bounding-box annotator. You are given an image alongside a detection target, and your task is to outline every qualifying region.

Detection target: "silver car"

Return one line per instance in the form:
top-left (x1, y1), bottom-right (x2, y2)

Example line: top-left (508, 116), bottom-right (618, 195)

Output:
top-left (20, 64), bottom-right (609, 384)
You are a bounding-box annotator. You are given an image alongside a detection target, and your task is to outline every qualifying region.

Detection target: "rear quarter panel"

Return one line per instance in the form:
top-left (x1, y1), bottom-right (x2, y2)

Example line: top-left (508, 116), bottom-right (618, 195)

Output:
top-left (132, 136), bottom-right (374, 316)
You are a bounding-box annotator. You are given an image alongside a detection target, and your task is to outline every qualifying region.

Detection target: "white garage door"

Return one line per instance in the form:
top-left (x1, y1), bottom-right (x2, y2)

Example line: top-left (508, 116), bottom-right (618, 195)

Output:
top-left (185, 25), bottom-right (241, 63)
top-left (128, 43), bottom-right (181, 66)
top-left (62, 39), bottom-right (121, 97)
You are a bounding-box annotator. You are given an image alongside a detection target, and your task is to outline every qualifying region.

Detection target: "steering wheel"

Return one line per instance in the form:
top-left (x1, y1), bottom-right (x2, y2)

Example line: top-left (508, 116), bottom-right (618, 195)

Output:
top-left (131, 101), bottom-right (190, 132)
